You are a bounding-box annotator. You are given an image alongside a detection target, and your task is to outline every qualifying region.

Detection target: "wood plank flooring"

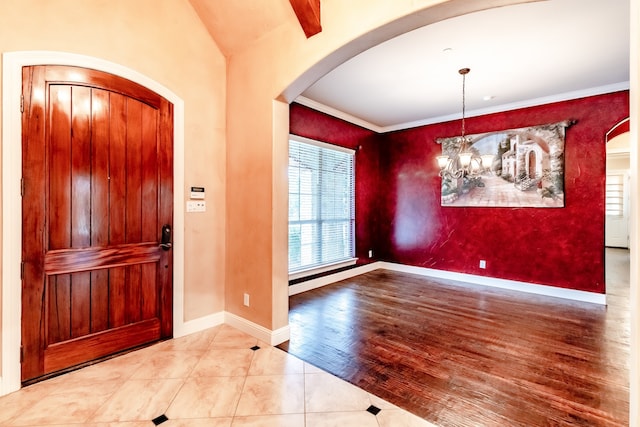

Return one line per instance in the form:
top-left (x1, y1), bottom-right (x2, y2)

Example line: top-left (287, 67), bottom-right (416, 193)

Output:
top-left (278, 249), bottom-right (630, 426)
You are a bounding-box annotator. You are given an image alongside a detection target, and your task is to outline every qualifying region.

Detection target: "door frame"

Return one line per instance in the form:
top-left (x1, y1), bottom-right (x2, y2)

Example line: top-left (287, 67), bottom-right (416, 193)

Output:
top-left (1, 51), bottom-right (186, 395)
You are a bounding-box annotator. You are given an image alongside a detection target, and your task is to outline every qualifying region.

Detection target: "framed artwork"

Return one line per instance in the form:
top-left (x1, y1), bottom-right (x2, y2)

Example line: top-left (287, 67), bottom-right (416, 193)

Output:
top-left (436, 121), bottom-right (571, 208)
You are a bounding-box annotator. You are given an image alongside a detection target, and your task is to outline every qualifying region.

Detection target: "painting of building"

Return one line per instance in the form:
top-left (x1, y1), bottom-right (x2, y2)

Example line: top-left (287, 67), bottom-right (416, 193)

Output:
top-left (439, 121), bottom-right (569, 207)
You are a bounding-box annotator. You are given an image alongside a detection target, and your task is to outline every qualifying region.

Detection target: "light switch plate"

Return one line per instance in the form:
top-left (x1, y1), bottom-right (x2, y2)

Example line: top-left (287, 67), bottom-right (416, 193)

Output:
top-left (187, 200), bottom-right (206, 212)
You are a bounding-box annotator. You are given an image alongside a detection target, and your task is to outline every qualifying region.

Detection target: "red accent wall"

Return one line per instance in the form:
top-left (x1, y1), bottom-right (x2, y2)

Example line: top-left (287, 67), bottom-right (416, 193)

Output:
top-left (290, 103), bottom-right (381, 262)
top-left (379, 91), bottom-right (629, 293)
top-left (290, 91), bottom-right (629, 293)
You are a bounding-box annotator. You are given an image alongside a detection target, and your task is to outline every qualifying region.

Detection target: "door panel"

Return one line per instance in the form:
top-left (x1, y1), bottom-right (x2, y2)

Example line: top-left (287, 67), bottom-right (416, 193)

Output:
top-left (22, 65), bottom-right (173, 382)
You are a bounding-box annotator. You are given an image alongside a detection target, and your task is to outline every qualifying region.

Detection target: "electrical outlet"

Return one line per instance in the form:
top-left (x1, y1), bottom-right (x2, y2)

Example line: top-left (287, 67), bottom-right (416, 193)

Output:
top-left (368, 249), bottom-right (373, 258)
top-left (479, 260), bottom-right (487, 269)
top-left (243, 293), bottom-right (250, 307)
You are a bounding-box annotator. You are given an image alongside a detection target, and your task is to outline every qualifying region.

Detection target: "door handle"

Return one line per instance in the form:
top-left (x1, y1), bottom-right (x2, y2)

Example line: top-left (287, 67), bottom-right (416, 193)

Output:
top-left (160, 224), bottom-right (172, 251)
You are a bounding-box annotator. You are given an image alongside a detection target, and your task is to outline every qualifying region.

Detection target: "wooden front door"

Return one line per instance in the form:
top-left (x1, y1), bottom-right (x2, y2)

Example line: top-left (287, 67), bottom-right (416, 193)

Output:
top-left (21, 65), bottom-right (174, 383)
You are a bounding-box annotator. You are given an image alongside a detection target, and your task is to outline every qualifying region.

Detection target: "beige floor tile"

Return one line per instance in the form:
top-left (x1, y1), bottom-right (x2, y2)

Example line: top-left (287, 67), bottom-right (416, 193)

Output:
top-left (248, 346), bottom-right (304, 376)
top-left (376, 409), bottom-right (438, 427)
top-left (156, 326), bottom-right (222, 352)
top-left (91, 378), bottom-right (183, 422)
top-left (8, 380), bottom-right (123, 426)
top-left (231, 413), bottom-right (305, 427)
top-left (0, 325), bottom-right (434, 427)
top-left (165, 376), bottom-right (245, 419)
top-left (0, 383), bottom-right (56, 424)
top-left (211, 325), bottom-right (259, 349)
top-left (130, 350), bottom-right (202, 379)
top-left (305, 411), bottom-right (380, 427)
top-left (164, 417), bottom-right (232, 426)
top-left (368, 393), bottom-right (400, 410)
top-left (28, 423), bottom-right (152, 427)
top-left (304, 372), bottom-right (372, 413)
top-left (303, 362), bottom-right (325, 374)
top-left (61, 352), bottom-right (147, 383)
top-left (235, 374), bottom-right (305, 416)
top-left (190, 348), bottom-right (254, 377)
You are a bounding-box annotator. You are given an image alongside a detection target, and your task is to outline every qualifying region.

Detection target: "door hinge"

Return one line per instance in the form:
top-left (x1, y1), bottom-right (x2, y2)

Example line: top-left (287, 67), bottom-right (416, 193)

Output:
top-left (20, 94), bottom-right (24, 113)
top-left (20, 177), bottom-right (24, 197)
top-left (20, 345), bottom-right (24, 363)
top-left (20, 261), bottom-right (24, 280)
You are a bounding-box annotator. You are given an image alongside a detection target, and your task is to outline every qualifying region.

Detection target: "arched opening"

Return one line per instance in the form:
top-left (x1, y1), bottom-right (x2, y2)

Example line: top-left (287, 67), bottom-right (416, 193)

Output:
top-left (606, 120), bottom-right (630, 250)
top-left (275, 2), bottom-right (636, 424)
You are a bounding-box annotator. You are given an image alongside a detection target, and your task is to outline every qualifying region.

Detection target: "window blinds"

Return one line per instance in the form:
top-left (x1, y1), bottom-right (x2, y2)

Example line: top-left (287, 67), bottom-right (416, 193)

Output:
top-left (288, 136), bottom-right (355, 273)
top-left (606, 174), bottom-right (625, 217)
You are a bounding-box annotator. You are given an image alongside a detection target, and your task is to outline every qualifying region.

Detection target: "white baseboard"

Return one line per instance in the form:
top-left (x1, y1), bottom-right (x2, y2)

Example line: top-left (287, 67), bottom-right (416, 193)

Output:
top-left (174, 311), bottom-right (225, 338)
top-left (378, 262), bottom-right (607, 305)
top-left (288, 262), bottom-right (381, 296)
top-left (173, 311), bottom-right (290, 345)
top-left (224, 312), bottom-right (291, 345)
top-left (289, 261), bottom-right (606, 305)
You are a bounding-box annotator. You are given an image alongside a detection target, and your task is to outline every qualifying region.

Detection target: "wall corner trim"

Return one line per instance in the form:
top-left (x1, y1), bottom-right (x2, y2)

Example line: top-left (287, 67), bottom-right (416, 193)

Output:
top-left (174, 312), bottom-right (225, 338)
top-left (224, 312), bottom-right (291, 345)
top-left (166, 311), bottom-right (291, 347)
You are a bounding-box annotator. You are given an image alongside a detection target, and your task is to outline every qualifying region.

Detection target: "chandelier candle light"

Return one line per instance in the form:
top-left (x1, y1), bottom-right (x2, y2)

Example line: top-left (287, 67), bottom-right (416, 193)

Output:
top-left (436, 68), bottom-right (494, 179)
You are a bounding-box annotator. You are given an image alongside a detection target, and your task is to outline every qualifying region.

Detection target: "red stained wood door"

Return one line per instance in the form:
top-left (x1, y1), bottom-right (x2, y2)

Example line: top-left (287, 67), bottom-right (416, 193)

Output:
top-left (21, 65), bottom-right (173, 383)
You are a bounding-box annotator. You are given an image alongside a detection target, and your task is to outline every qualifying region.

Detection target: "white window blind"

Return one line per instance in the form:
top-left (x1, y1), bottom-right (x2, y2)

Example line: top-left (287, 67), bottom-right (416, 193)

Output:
top-left (288, 136), bottom-right (355, 273)
top-left (606, 174), bottom-right (625, 217)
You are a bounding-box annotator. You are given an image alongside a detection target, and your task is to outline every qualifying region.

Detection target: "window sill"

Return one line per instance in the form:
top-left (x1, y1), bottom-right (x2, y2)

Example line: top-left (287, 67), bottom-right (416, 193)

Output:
top-left (288, 258), bottom-right (358, 281)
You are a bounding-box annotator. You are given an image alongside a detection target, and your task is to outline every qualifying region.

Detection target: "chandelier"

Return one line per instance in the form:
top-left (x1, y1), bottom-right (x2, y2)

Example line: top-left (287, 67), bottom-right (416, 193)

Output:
top-left (436, 68), bottom-right (493, 179)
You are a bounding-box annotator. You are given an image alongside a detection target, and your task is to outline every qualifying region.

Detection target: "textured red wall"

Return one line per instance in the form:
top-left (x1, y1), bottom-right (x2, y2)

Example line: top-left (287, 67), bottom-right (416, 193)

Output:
top-left (290, 103), bottom-right (381, 263)
top-left (290, 92), bottom-right (629, 293)
top-left (379, 91), bottom-right (629, 293)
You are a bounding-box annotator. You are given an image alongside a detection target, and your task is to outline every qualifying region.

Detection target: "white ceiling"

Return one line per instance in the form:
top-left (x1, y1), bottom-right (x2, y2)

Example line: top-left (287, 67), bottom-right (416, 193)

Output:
top-left (297, 0), bottom-right (630, 133)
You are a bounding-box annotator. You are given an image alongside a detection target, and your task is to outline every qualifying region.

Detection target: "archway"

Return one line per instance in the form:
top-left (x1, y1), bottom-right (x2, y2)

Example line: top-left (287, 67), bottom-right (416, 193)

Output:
top-left (606, 120), bottom-right (630, 249)
top-left (270, 2), bottom-right (638, 424)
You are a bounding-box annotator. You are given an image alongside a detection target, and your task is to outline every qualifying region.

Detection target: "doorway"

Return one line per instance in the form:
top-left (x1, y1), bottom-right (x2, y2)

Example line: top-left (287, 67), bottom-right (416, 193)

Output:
top-left (21, 65), bottom-right (174, 383)
top-left (605, 121), bottom-right (630, 249)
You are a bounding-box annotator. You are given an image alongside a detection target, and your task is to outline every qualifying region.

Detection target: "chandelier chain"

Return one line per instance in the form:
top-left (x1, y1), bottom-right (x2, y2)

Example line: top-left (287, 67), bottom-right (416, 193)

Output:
top-left (460, 67), bottom-right (469, 140)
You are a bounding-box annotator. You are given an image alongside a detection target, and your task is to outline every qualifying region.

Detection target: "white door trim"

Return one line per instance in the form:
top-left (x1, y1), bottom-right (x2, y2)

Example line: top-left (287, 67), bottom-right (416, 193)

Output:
top-left (1, 51), bottom-right (186, 395)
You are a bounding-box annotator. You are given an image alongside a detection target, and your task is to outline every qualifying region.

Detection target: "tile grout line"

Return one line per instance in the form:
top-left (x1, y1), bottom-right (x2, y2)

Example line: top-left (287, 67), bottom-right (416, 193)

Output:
top-left (158, 324), bottom-right (222, 424)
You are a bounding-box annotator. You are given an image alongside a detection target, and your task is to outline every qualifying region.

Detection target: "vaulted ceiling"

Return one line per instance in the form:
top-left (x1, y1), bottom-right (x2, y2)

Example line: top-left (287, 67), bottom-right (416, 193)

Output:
top-left (188, 0), bottom-right (299, 57)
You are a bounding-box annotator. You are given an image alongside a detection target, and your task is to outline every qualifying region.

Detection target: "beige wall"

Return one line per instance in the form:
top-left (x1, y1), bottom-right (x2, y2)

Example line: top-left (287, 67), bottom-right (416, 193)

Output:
top-left (0, 0), bottom-right (227, 374)
top-left (607, 154), bottom-right (631, 171)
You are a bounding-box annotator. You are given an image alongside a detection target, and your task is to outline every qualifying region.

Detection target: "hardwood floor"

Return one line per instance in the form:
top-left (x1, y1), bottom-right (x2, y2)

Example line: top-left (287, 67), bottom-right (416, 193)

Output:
top-left (279, 249), bottom-right (630, 426)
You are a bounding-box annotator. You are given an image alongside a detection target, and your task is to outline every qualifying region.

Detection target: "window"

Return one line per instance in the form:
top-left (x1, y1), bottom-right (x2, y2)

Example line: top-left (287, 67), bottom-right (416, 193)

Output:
top-left (606, 173), bottom-right (626, 217)
top-left (288, 135), bottom-right (355, 274)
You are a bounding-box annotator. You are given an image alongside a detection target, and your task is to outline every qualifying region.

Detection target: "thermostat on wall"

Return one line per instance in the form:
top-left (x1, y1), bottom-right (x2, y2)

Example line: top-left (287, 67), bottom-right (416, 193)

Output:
top-left (190, 186), bottom-right (205, 199)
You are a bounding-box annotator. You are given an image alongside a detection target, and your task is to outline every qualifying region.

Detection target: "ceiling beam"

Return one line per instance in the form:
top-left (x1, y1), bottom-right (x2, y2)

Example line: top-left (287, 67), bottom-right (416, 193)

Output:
top-left (289, 0), bottom-right (321, 38)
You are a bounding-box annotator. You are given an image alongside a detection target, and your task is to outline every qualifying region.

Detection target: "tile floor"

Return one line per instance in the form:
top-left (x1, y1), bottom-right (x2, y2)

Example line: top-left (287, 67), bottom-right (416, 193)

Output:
top-left (0, 324), bottom-right (436, 426)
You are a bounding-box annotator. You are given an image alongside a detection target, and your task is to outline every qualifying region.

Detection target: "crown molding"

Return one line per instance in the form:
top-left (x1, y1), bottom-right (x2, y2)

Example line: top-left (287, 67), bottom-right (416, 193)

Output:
top-left (296, 81), bottom-right (630, 134)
